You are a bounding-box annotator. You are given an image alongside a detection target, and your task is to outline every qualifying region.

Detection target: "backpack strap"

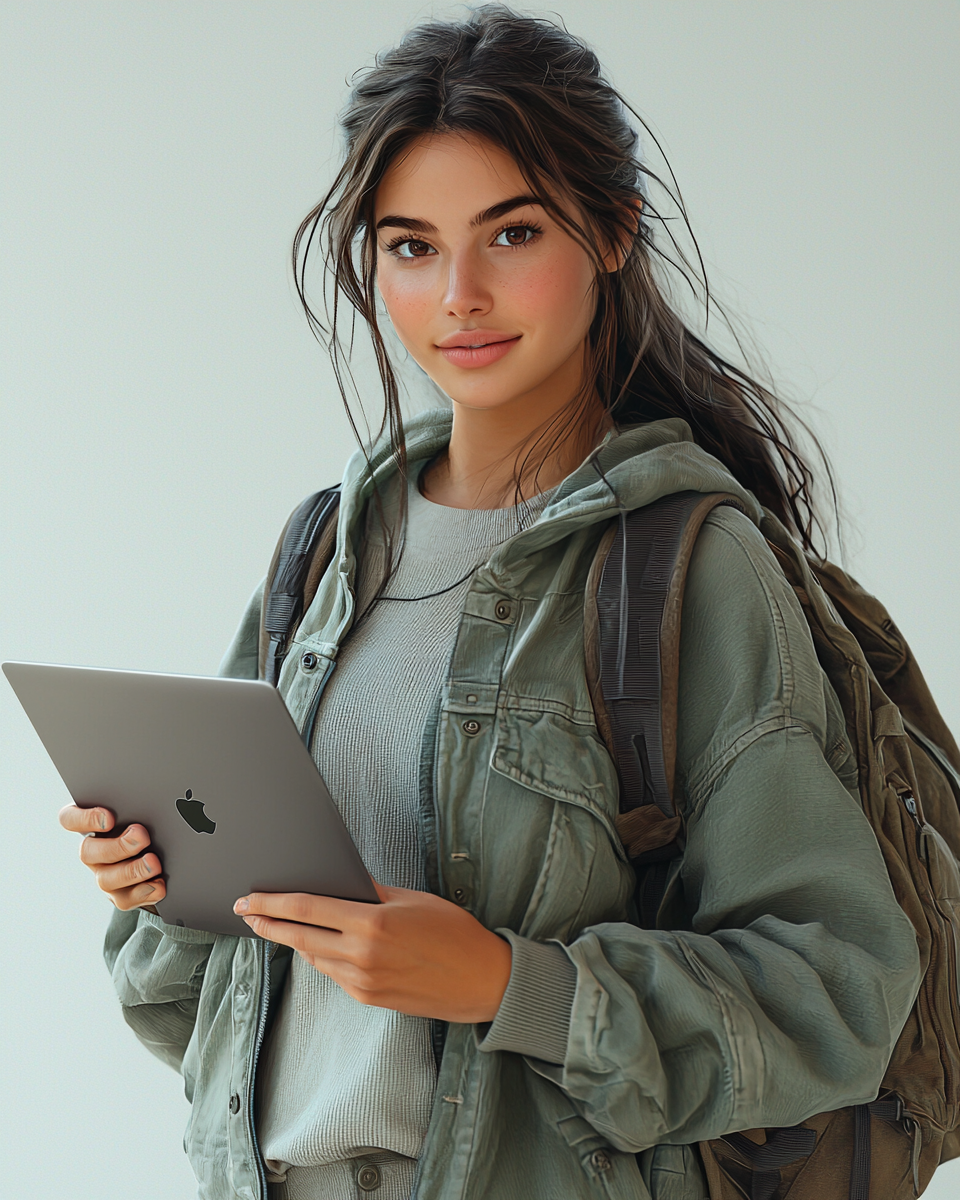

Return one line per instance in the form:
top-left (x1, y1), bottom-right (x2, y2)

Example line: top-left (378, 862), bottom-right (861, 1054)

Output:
top-left (258, 486), bottom-right (341, 685)
top-left (593, 490), bottom-right (747, 873)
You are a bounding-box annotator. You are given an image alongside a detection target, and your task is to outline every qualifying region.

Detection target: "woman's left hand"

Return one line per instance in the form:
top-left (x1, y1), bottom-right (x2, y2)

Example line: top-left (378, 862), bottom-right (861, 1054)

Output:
top-left (233, 884), bottom-right (512, 1023)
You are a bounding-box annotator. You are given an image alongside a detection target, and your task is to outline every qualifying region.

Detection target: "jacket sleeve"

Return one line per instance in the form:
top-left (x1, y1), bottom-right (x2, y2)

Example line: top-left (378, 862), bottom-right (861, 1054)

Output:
top-left (103, 579), bottom-right (266, 1071)
top-left (217, 577), bottom-right (266, 680)
top-left (491, 508), bottom-right (923, 1151)
top-left (105, 907), bottom-right (218, 1071)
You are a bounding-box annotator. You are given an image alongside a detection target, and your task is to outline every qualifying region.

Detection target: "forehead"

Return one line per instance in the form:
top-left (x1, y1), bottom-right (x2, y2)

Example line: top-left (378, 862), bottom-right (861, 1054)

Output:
top-left (374, 132), bottom-right (529, 221)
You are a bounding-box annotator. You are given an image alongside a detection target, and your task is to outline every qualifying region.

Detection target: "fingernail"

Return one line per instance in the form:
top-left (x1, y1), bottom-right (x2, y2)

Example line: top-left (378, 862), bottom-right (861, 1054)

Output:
top-left (234, 898), bottom-right (249, 914)
top-left (98, 811), bottom-right (108, 830)
top-left (141, 884), bottom-right (156, 896)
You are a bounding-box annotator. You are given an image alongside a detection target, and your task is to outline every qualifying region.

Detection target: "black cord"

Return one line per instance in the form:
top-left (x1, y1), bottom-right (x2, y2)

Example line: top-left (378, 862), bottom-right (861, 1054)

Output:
top-left (376, 480), bottom-right (563, 604)
top-left (377, 562), bottom-right (486, 603)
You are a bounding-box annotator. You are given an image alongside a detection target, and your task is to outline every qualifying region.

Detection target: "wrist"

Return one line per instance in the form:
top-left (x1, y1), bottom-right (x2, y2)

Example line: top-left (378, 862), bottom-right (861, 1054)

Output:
top-left (473, 930), bottom-right (513, 1023)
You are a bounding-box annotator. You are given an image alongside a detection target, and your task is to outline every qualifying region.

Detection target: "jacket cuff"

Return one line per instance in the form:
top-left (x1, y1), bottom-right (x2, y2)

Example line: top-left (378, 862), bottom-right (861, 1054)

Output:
top-left (476, 930), bottom-right (577, 1065)
top-left (139, 908), bottom-right (220, 945)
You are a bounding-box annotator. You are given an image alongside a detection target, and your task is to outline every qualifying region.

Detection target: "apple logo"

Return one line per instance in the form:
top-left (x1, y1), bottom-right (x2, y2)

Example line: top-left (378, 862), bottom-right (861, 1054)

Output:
top-left (176, 788), bottom-right (216, 835)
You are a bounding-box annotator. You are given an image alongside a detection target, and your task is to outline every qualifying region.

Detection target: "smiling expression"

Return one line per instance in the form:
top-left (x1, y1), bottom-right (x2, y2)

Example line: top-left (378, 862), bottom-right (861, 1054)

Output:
top-left (374, 133), bottom-right (606, 420)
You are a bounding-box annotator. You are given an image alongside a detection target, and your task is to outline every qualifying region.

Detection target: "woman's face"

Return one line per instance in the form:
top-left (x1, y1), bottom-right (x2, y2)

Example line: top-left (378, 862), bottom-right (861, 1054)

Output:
top-left (374, 132), bottom-right (604, 419)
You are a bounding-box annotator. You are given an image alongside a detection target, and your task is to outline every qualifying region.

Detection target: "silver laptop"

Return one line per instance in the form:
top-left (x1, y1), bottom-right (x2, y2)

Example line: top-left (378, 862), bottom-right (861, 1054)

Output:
top-left (3, 661), bottom-right (378, 937)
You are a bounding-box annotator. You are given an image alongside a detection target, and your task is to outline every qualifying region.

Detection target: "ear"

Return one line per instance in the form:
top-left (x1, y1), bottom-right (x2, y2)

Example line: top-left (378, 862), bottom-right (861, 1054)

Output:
top-left (601, 199), bottom-right (642, 273)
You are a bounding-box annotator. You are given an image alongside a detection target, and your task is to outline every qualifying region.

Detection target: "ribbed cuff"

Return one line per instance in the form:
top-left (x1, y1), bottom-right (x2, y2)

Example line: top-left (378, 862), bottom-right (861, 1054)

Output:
top-left (477, 930), bottom-right (577, 1065)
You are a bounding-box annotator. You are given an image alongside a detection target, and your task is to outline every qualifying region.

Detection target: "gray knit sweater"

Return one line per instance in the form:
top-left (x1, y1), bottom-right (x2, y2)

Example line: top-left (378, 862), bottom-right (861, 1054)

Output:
top-left (256, 469), bottom-right (567, 1198)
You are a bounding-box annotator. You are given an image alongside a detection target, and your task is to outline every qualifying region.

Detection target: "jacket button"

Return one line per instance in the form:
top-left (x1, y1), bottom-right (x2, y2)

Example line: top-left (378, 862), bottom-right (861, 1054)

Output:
top-left (357, 1163), bottom-right (382, 1191)
top-left (453, 888), bottom-right (466, 904)
top-left (229, 1092), bottom-right (241, 1115)
top-left (461, 719), bottom-right (481, 736)
top-left (494, 600), bottom-right (512, 621)
top-left (300, 652), bottom-right (319, 671)
top-left (590, 1149), bottom-right (612, 1172)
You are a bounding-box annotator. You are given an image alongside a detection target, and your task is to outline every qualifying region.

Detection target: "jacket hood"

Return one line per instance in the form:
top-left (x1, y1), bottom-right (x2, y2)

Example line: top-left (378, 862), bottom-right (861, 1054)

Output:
top-left (337, 408), bottom-right (763, 576)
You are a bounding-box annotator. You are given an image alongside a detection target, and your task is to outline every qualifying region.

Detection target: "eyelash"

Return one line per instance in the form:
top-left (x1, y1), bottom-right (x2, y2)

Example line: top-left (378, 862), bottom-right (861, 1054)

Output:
top-left (384, 221), bottom-right (545, 259)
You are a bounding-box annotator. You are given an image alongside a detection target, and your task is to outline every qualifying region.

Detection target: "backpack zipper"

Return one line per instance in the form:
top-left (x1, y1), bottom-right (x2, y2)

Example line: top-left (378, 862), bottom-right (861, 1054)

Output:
top-left (901, 787), bottom-right (921, 827)
top-left (898, 787), bottom-right (923, 858)
top-left (902, 1109), bottom-right (923, 1197)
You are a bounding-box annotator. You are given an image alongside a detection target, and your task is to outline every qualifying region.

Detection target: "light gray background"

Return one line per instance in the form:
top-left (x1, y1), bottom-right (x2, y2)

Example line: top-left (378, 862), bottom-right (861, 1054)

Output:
top-left (2, 2), bottom-right (957, 1196)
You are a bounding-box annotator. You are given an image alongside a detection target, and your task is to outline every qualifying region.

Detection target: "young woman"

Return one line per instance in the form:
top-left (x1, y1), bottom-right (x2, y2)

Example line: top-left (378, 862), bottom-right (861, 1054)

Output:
top-left (59, 7), bottom-right (926, 1200)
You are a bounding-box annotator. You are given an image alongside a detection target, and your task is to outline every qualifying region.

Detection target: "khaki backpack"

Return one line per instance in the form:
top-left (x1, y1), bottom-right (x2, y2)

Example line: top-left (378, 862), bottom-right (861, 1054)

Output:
top-left (586, 491), bottom-right (960, 1200)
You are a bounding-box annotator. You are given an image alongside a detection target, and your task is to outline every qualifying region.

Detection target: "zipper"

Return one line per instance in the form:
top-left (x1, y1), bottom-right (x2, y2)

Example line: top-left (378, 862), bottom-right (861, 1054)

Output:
top-left (902, 792), bottom-right (919, 820)
top-left (901, 1108), bottom-right (923, 1198)
top-left (247, 939), bottom-right (273, 1200)
top-left (911, 1122), bottom-right (923, 1199)
top-left (899, 787), bottom-right (923, 856)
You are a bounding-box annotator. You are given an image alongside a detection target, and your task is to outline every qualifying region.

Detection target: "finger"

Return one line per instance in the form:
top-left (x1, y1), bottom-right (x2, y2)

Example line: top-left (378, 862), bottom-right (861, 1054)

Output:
top-left (60, 804), bottom-right (114, 834)
top-left (108, 877), bottom-right (167, 912)
top-left (234, 891), bottom-right (360, 931)
top-left (239, 912), bottom-right (348, 959)
top-left (294, 951), bottom-right (380, 1003)
top-left (94, 851), bottom-right (163, 895)
top-left (80, 824), bottom-right (152, 867)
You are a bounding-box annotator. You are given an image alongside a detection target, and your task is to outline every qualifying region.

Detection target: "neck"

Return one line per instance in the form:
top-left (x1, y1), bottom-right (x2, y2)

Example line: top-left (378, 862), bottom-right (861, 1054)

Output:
top-left (419, 379), bottom-right (610, 511)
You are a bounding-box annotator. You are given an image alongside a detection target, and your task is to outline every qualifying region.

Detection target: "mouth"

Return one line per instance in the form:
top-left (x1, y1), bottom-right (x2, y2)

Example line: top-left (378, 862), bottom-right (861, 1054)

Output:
top-left (436, 331), bottom-right (521, 368)
top-left (437, 329), bottom-right (519, 347)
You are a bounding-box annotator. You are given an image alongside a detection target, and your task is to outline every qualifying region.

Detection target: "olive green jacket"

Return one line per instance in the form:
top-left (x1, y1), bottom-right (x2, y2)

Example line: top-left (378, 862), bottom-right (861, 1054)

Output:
top-left (104, 411), bottom-right (921, 1200)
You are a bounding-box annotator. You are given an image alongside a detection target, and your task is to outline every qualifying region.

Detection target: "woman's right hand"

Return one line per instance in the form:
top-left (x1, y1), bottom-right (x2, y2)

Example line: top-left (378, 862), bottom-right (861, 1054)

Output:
top-left (59, 805), bottom-right (166, 912)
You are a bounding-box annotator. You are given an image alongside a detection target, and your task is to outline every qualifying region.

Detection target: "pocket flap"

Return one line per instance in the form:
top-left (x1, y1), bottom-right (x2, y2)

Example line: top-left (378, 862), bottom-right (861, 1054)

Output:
top-left (492, 706), bottom-right (618, 821)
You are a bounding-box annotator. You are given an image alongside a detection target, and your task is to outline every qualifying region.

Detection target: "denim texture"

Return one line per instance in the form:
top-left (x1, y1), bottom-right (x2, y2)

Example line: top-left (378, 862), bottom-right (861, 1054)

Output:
top-left (104, 411), bottom-right (921, 1200)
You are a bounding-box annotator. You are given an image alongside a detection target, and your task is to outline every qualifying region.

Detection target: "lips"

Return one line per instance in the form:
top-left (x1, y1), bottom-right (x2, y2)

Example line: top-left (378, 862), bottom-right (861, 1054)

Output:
top-left (437, 329), bottom-right (521, 368)
top-left (437, 329), bottom-right (517, 349)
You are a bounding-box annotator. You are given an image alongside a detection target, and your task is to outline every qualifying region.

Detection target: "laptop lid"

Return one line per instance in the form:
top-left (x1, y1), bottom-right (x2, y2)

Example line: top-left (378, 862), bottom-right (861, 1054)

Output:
top-left (3, 661), bottom-right (377, 937)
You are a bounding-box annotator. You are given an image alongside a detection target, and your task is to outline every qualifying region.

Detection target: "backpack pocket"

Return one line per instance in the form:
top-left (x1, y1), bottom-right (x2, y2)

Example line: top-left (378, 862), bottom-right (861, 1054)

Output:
top-left (916, 817), bottom-right (960, 1098)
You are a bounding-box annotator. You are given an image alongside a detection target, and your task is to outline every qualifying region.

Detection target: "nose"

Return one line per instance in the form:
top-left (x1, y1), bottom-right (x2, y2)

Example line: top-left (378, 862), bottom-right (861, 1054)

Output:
top-left (442, 253), bottom-right (492, 320)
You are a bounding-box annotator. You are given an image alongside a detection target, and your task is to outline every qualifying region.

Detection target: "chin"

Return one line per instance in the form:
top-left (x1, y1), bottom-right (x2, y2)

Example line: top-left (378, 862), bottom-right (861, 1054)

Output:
top-left (446, 389), bottom-right (529, 413)
top-left (436, 371), bottom-right (539, 412)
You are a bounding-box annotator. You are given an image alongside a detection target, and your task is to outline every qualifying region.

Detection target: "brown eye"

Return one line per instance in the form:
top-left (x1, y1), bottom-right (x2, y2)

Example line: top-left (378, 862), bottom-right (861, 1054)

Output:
top-left (493, 225), bottom-right (537, 247)
top-left (391, 238), bottom-right (436, 259)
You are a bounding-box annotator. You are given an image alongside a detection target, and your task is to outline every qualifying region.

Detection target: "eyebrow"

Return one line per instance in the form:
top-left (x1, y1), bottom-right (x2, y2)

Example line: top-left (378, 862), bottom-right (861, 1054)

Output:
top-left (375, 194), bottom-right (544, 235)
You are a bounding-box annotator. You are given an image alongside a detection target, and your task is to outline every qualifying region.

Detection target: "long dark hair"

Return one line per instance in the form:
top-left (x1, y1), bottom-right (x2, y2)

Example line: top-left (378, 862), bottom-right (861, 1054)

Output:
top-left (294, 3), bottom-right (834, 554)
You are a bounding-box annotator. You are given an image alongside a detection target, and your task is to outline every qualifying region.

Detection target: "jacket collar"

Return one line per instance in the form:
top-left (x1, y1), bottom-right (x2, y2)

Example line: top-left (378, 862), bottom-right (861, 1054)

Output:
top-left (336, 408), bottom-right (762, 580)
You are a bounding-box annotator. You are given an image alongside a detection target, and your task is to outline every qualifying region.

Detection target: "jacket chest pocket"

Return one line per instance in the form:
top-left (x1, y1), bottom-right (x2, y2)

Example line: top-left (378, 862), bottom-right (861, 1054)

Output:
top-left (493, 705), bottom-right (622, 825)
top-left (489, 706), bottom-right (633, 940)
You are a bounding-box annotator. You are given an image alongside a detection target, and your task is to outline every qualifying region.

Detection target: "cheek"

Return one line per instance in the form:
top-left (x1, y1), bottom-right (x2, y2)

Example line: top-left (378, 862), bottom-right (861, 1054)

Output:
top-left (502, 255), bottom-right (596, 332)
top-left (377, 270), bottom-right (435, 348)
